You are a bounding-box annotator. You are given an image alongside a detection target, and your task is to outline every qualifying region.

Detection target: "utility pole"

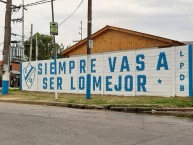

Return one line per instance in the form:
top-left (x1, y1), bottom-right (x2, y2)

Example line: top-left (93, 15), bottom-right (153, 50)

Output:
top-left (2, 0), bottom-right (12, 95)
top-left (22, 0), bottom-right (24, 43)
top-left (86, 0), bottom-right (92, 99)
top-left (22, 0), bottom-right (25, 60)
top-left (29, 24), bottom-right (33, 61)
top-left (87, 1), bottom-right (92, 55)
top-left (51, 0), bottom-right (58, 100)
top-left (51, 0), bottom-right (56, 57)
top-left (36, 34), bottom-right (38, 61)
top-left (79, 20), bottom-right (83, 40)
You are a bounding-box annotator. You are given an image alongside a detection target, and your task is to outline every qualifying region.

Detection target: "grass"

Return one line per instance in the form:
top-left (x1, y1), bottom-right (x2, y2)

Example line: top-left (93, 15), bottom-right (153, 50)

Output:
top-left (1, 89), bottom-right (193, 108)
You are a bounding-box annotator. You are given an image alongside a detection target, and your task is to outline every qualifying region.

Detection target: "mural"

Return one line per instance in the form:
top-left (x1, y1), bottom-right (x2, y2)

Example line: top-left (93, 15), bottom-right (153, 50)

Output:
top-left (20, 45), bottom-right (192, 97)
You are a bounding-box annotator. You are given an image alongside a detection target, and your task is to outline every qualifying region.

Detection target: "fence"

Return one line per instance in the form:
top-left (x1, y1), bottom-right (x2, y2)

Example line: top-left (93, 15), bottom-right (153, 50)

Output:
top-left (20, 45), bottom-right (192, 97)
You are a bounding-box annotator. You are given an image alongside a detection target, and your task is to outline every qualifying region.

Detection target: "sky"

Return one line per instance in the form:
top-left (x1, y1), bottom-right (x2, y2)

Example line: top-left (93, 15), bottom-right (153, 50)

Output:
top-left (1, 0), bottom-right (193, 59)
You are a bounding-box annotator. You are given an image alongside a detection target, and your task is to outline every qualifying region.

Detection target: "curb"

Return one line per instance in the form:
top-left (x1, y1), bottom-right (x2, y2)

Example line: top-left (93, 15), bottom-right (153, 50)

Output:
top-left (0, 99), bottom-right (193, 117)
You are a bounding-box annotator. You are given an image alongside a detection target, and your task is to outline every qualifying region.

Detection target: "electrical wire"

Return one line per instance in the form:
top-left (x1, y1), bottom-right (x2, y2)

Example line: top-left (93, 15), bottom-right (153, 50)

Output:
top-left (16, 0), bottom-right (84, 33)
top-left (25, 0), bottom-right (54, 7)
top-left (25, 0), bottom-right (49, 6)
top-left (59, 0), bottom-right (84, 26)
top-left (12, 13), bottom-right (22, 31)
top-left (36, 0), bottom-right (84, 37)
top-left (0, 0), bottom-right (17, 7)
top-left (0, 0), bottom-right (6, 4)
top-left (9, 0), bottom-right (84, 44)
top-left (11, 33), bottom-right (29, 39)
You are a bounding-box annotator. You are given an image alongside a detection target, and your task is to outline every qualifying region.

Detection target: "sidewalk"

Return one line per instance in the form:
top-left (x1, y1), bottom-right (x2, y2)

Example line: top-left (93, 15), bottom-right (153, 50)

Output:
top-left (0, 97), bottom-right (193, 118)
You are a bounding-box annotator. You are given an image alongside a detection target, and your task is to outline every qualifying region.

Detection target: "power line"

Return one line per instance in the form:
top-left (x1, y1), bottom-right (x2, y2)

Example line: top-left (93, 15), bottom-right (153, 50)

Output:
top-left (12, 0), bottom-right (84, 45)
top-left (12, 13), bottom-right (22, 31)
top-left (38, 0), bottom-right (84, 36)
top-left (0, 0), bottom-right (6, 4)
top-left (25, 0), bottom-right (54, 7)
top-left (59, 0), bottom-right (84, 26)
top-left (25, 0), bottom-right (49, 6)
top-left (11, 33), bottom-right (29, 39)
top-left (0, 0), bottom-right (16, 7)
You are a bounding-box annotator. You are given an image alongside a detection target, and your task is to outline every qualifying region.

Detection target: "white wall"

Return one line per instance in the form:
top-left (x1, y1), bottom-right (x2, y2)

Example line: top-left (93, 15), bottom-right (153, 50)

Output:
top-left (21, 45), bottom-right (192, 97)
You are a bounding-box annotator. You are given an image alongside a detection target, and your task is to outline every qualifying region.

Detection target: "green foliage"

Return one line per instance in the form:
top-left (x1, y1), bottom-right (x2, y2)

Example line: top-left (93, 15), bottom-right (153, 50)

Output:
top-left (24, 33), bottom-right (64, 61)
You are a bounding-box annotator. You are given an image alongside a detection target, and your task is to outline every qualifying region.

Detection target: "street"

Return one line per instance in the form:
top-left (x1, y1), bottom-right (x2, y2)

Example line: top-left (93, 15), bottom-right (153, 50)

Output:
top-left (0, 102), bottom-right (192, 145)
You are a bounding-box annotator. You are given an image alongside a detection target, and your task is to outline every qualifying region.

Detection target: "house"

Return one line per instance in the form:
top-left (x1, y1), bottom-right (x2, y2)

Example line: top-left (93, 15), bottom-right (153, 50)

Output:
top-left (62, 25), bottom-right (184, 57)
top-left (0, 61), bottom-right (20, 87)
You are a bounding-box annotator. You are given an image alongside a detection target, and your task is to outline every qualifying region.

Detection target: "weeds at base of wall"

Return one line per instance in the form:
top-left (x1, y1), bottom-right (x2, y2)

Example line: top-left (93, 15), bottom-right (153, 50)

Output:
top-left (0, 90), bottom-right (193, 108)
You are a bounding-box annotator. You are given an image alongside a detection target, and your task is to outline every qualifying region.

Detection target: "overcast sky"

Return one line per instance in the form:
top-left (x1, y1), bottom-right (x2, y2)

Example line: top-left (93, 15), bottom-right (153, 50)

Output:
top-left (1, 0), bottom-right (193, 57)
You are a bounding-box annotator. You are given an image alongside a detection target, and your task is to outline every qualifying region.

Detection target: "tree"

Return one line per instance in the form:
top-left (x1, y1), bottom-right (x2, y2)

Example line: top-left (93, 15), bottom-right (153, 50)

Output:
top-left (24, 33), bottom-right (64, 61)
top-left (57, 43), bottom-right (65, 58)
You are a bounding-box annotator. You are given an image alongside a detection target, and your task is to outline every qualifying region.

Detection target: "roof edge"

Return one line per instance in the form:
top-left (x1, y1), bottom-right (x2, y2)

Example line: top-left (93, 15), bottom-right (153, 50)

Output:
top-left (62, 25), bottom-right (184, 55)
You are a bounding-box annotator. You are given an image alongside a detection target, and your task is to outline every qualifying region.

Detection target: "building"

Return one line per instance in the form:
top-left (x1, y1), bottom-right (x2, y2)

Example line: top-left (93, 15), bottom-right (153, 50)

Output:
top-left (0, 61), bottom-right (20, 87)
top-left (0, 41), bottom-right (26, 87)
top-left (21, 25), bottom-right (192, 97)
top-left (10, 41), bottom-right (26, 62)
top-left (62, 25), bottom-right (184, 57)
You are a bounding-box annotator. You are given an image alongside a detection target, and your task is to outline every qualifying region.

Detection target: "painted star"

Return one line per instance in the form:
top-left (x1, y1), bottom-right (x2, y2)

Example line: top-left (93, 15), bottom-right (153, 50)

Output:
top-left (157, 79), bottom-right (162, 84)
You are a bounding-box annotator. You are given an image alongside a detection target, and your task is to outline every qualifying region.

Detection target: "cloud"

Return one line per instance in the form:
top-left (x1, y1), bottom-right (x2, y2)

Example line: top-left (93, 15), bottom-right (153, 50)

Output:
top-left (1, 0), bottom-right (193, 49)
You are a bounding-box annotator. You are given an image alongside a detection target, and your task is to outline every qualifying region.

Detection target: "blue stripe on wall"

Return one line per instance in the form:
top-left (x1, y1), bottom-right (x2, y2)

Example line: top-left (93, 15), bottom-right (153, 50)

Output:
top-left (20, 63), bottom-right (22, 90)
top-left (86, 74), bottom-right (91, 99)
top-left (188, 45), bottom-right (192, 97)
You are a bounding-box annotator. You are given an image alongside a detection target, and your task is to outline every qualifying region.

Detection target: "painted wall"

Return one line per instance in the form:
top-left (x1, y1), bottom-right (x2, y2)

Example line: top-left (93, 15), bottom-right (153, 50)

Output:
top-left (21, 45), bottom-right (192, 97)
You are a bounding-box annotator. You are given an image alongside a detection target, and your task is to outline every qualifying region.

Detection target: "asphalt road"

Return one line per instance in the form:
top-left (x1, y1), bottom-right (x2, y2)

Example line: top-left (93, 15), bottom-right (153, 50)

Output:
top-left (0, 102), bottom-right (193, 145)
